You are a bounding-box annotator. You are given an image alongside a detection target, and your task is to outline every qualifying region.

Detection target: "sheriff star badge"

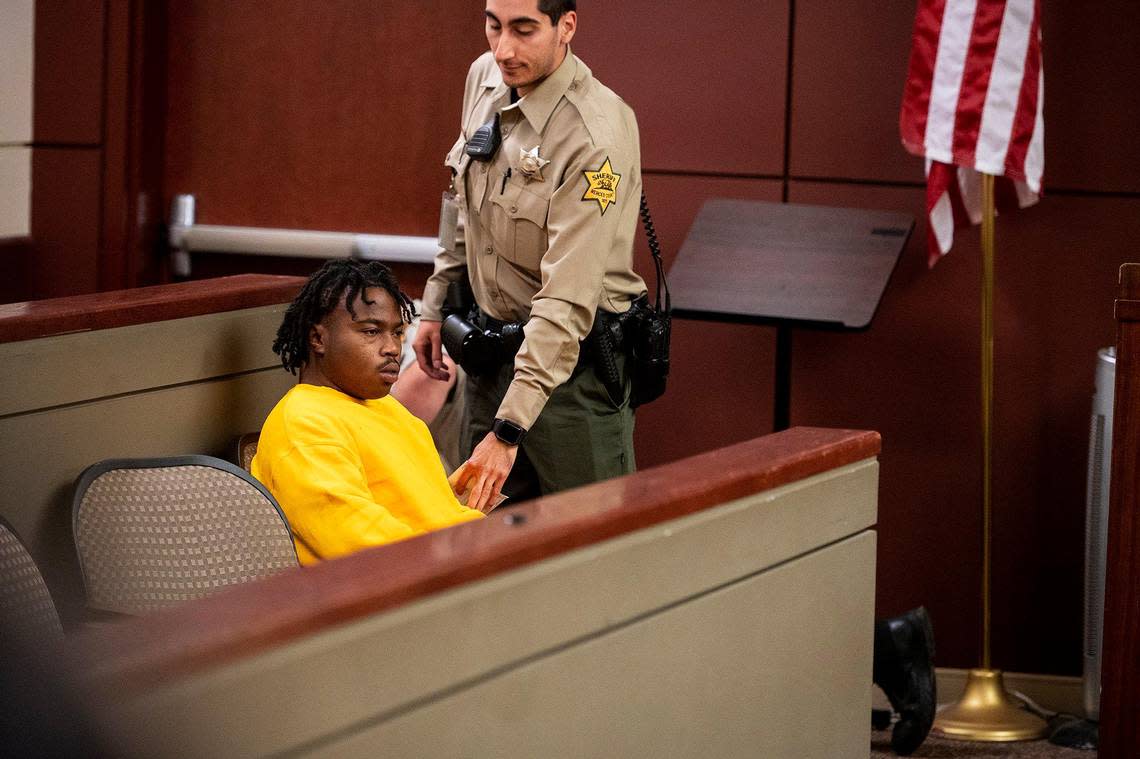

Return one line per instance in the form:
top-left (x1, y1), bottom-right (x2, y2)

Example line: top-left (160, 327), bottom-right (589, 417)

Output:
top-left (518, 146), bottom-right (550, 182)
top-left (582, 157), bottom-right (621, 215)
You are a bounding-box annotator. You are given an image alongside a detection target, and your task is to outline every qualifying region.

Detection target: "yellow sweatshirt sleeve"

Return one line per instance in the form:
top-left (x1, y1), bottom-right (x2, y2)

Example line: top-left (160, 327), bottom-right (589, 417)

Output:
top-left (271, 440), bottom-right (421, 561)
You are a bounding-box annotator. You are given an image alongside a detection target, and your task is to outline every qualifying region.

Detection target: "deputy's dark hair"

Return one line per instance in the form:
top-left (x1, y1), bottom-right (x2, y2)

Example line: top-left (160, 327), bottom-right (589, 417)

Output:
top-left (539, 0), bottom-right (575, 25)
top-left (272, 258), bottom-right (416, 375)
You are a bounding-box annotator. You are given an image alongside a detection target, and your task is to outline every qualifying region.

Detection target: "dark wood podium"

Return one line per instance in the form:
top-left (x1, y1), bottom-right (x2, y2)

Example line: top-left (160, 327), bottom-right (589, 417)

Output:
top-left (667, 199), bottom-right (913, 430)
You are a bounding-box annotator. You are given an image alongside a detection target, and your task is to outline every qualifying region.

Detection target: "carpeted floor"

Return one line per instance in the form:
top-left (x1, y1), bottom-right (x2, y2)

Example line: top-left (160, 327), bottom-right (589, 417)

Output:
top-left (871, 727), bottom-right (1095, 758)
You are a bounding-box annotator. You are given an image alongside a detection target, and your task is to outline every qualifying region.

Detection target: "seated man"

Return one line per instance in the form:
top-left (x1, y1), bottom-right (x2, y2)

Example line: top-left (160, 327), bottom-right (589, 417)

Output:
top-left (251, 260), bottom-right (483, 565)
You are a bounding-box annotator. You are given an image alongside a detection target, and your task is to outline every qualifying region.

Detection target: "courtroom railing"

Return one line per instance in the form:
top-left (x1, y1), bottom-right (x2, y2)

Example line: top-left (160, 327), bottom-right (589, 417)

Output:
top-left (74, 426), bottom-right (880, 690)
top-left (0, 273), bottom-right (304, 343)
top-left (65, 427), bottom-right (881, 758)
top-left (168, 194), bottom-right (438, 276)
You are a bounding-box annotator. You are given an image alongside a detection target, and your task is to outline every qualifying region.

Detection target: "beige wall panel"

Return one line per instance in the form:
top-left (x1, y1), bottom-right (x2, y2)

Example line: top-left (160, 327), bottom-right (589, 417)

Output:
top-left (0, 369), bottom-right (294, 622)
top-left (0, 304), bottom-right (288, 416)
top-left (0, 146), bottom-right (31, 237)
top-left (0, 0), bottom-right (34, 143)
top-left (100, 461), bottom-right (877, 757)
top-left (326, 534), bottom-right (875, 759)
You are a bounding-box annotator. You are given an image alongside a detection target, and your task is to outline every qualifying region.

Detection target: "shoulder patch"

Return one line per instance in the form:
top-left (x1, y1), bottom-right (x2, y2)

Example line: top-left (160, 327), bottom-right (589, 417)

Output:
top-left (582, 157), bottom-right (621, 215)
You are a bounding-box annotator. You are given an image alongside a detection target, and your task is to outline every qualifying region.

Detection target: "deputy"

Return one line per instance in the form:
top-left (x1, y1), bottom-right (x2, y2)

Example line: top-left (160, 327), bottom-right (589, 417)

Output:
top-left (413, 0), bottom-right (647, 513)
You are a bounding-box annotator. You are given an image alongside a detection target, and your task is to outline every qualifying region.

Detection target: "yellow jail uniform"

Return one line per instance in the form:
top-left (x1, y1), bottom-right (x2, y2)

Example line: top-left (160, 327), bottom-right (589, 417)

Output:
top-left (251, 384), bottom-right (483, 565)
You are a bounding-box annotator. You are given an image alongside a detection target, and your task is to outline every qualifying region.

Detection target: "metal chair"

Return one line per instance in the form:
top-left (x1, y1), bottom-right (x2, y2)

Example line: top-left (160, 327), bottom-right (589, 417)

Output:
top-left (72, 456), bottom-right (298, 615)
top-left (0, 517), bottom-right (64, 645)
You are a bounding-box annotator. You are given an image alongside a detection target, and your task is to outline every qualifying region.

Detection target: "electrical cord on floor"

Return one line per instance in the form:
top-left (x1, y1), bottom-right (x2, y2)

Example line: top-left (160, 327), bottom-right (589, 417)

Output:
top-left (1009, 689), bottom-right (1054, 720)
top-left (1009, 689), bottom-right (1098, 752)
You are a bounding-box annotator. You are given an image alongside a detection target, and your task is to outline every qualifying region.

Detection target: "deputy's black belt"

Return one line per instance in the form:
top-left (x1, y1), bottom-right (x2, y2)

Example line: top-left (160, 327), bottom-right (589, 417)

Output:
top-left (471, 309), bottom-right (519, 334)
top-left (463, 303), bottom-right (631, 371)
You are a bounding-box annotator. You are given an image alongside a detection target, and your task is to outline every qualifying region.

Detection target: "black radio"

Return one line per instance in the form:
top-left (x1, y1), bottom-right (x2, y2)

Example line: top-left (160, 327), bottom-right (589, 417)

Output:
top-left (464, 113), bottom-right (502, 162)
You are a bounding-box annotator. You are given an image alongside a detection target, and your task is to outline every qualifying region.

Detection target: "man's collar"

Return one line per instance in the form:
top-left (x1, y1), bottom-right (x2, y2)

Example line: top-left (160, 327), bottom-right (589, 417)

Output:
top-left (480, 49), bottom-right (582, 135)
top-left (516, 49), bottom-right (578, 134)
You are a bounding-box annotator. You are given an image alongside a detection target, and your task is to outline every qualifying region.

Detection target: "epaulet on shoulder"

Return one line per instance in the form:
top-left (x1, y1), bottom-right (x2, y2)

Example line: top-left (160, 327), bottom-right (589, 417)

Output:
top-left (565, 79), bottom-right (620, 148)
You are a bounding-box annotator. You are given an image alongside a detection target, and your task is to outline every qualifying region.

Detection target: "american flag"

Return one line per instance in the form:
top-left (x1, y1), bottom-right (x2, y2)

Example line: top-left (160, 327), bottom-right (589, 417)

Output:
top-left (900, 0), bottom-right (1044, 265)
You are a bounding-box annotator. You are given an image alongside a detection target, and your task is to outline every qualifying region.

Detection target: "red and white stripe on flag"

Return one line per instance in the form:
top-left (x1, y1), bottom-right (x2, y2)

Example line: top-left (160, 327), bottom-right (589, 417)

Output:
top-left (900, 0), bottom-right (1044, 266)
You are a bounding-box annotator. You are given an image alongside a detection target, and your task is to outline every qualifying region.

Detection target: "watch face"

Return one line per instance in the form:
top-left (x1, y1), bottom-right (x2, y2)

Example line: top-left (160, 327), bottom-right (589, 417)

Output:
top-left (493, 419), bottom-right (525, 445)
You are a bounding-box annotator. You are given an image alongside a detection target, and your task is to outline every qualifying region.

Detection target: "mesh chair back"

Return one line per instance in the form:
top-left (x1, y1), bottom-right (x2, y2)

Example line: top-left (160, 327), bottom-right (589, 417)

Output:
top-left (0, 518), bottom-right (64, 645)
top-left (73, 456), bottom-right (299, 615)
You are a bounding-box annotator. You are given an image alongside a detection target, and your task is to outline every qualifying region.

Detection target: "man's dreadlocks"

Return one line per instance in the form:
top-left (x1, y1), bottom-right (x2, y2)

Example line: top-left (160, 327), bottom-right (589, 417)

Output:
top-left (273, 259), bottom-right (417, 375)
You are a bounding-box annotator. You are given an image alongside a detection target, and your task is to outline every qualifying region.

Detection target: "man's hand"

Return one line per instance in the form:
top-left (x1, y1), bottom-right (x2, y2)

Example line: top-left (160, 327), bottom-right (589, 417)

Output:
top-left (454, 433), bottom-right (518, 513)
top-left (412, 319), bottom-right (451, 381)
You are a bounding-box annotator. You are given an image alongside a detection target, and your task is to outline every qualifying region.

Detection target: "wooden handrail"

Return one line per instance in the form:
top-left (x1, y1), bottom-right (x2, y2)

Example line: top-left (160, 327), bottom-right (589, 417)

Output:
top-left (72, 427), bottom-right (879, 690)
top-left (1101, 263), bottom-right (1140, 758)
top-left (0, 274), bottom-right (305, 343)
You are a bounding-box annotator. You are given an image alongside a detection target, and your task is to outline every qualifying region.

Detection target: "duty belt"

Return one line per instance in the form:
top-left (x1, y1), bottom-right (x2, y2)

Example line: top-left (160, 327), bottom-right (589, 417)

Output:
top-left (454, 302), bottom-right (634, 404)
top-left (468, 306), bottom-right (629, 364)
top-left (470, 309), bottom-right (520, 335)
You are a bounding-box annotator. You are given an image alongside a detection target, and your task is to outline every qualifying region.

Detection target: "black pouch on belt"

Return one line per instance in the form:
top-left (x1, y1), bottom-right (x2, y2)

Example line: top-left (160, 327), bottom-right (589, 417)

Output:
top-left (627, 191), bottom-right (672, 408)
top-left (627, 296), bottom-right (671, 408)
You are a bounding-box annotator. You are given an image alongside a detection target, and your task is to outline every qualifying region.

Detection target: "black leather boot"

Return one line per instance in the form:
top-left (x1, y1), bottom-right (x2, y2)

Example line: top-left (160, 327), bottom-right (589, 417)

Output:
top-left (872, 606), bottom-right (936, 755)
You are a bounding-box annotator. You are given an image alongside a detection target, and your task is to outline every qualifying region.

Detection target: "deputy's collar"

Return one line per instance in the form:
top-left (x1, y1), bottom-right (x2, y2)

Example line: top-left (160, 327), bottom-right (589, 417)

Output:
top-left (482, 49), bottom-right (582, 135)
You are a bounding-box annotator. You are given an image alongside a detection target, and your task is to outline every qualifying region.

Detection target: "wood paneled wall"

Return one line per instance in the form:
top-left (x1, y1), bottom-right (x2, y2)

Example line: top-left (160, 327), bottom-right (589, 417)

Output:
top-left (581, 0), bottom-right (1140, 677)
top-left (21, 0), bottom-right (105, 301)
top-left (22, 1), bottom-right (1140, 675)
top-left (163, 1), bottom-right (486, 234)
top-left (10, 0), bottom-right (166, 303)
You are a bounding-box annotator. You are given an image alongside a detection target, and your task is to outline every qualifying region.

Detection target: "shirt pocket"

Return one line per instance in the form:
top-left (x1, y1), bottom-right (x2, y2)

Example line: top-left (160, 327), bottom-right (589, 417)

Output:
top-left (489, 184), bottom-right (549, 270)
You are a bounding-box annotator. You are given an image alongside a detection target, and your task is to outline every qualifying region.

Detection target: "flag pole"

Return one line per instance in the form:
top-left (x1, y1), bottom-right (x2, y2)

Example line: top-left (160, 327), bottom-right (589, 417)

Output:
top-left (932, 173), bottom-right (1048, 741)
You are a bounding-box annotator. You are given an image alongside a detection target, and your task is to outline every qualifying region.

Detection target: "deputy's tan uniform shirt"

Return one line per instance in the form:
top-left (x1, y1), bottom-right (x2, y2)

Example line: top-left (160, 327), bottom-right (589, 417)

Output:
top-left (422, 51), bottom-right (646, 430)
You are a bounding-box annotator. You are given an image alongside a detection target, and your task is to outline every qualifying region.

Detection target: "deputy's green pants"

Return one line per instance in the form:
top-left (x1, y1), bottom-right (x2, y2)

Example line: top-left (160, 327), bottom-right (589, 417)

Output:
top-left (461, 355), bottom-right (636, 501)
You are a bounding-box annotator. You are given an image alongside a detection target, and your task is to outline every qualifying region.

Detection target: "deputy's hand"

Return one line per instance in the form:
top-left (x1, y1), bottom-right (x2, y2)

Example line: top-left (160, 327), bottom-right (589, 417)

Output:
top-left (412, 319), bottom-right (451, 382)
top-left (455, 433), bottom-right (518, 513)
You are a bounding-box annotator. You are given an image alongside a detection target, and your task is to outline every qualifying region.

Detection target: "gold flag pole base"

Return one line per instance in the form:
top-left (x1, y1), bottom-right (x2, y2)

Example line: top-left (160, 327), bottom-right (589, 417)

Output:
top-left (932, 669), bottom-right (1049, 742)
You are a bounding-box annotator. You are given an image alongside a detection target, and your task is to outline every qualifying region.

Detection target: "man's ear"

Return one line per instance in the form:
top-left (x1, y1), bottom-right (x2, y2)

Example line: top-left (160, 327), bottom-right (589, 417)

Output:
top-left (309, 323), bottom-right (327, 358)
top-left (559, 11), bottom-right (577, 45)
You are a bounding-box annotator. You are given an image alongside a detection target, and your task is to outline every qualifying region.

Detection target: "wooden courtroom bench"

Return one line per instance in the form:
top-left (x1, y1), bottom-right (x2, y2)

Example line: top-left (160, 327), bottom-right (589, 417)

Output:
top-left (0, 275), bottom-right (304, 624)
top-left (73, 427), bottom-right (880, 759)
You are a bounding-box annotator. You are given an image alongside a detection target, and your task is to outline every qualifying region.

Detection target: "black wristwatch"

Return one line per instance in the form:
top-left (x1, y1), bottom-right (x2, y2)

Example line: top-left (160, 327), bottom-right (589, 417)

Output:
top-left (492, 418), bottom-right (527, 446)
